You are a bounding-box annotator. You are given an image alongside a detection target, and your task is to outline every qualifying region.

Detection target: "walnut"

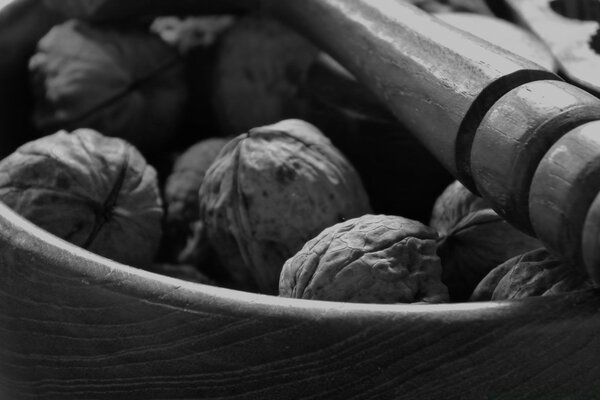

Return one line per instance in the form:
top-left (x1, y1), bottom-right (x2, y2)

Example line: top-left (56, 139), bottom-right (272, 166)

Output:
top-left (430, 180), bottom-right (542, 301)
top-left (212, 15), bottom-right (318, 135)
top-left (29, 19), bottom-right (188, 155)
top-left (199, 119), bottom-right (371, 293)
top-left (164, 137), bottom-right (228, 265)
top-left (0, 129), bottom-right (163, 267)
top-left (471, 248), bottom-right (594, 301)
top-left (280, 214), bottom-right (449, 304)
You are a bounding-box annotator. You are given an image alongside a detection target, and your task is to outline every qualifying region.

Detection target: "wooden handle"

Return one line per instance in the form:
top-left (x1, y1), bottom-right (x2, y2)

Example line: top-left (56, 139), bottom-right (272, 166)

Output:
top-left (263, 0), bottom-right (600, 281)
top-left (529, 122), bottom-right (600, 280)
top-left (263, 0), bottom-right (559, 185)
top-left (471, 80), bottom-right (600, 234)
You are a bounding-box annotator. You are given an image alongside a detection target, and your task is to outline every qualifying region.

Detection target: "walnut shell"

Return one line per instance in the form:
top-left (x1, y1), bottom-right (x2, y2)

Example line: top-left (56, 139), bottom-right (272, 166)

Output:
top-left (164, 137), bottom-right (228, 264)
top-left (280, 214), bottom-right (449, 304)
top-left (29, 19), bottom-right (188, 155)
top-left (0, 129), bottom-right (163, 267)
top-left (430, 180), bottom-right (542, 301)
top-left (212, 15), bottom-right (318, 135)
top-left (471, 248), bottom-right (594, 301)
top-left (199, 119), bottom-right (372, 294)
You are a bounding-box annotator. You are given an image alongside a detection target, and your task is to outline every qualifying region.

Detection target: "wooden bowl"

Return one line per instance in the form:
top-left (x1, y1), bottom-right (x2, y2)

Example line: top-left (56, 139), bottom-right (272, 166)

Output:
top-left (2, 1), bottom-right (600, 399)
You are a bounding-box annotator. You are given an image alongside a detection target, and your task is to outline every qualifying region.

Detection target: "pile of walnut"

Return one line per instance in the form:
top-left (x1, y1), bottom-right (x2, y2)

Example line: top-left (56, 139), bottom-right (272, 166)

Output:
top-left (4, 0), bottom-right (594, 304)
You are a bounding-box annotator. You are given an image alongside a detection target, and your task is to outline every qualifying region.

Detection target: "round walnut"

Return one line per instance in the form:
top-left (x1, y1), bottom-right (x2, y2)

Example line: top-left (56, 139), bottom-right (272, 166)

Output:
top-left (471, 248), bottom-right (594, 301)
top-left (199, 119), bottom-right (372, 294)
top-left (430, 180), bottom-right (542, 301)
top-left (164, 137), bottom-right (229, 265)
top-left (0, 129), bottom-right (163, 267)
top-left (279, 214), bottom-right (449, 304)
top-left (212, 15), bottom-right (318, 135)
top-left (29, 19), bottom-right (188, 155)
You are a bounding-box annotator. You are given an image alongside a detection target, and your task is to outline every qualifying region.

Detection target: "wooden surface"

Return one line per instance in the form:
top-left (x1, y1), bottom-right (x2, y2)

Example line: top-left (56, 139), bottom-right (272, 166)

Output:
top-left (434, 12), bottom-right (558, 72)
top-left (2, 200), bottom-right (600, 399)
top-left (530, 121), bottom-right (600, 273)
top-left (470, 80), bottom-right (600, 234)
top-left (583, 190), bottom-right (600, 282)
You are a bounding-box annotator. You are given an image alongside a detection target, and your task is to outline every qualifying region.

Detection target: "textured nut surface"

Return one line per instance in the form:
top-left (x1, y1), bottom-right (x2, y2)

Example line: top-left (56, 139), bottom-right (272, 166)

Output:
top-left (0, 129), bottom-right (163, 267)
top-left (430, 180), bottom-right (489, 236)
top-left (164, 137), bottom-right (228, 264)
top-left (212, 15), bottom-right (318, 135)
top-left (29, 19), bottom-right (187, 154)
top-left (280, 214), bottom-right (449, 304)
top-left (431, 180), bottom-right (542, 301)
top-left (471, 248), bottom-right (594, 301)
top-left (199, 119), bottom-right (371, 293)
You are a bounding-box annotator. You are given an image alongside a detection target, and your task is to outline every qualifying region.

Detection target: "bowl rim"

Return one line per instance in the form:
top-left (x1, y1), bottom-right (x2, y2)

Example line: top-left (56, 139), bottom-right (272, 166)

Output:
top-left (1, 198), bottom-right (589, 323)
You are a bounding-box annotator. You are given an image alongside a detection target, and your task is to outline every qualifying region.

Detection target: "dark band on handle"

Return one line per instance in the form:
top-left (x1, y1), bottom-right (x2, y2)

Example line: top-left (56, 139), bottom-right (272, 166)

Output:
top-left (455, 69), bottom-right (560, 192)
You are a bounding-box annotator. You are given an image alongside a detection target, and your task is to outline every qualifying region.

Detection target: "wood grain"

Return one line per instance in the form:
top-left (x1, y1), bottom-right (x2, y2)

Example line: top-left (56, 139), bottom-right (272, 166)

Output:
top-left (2, 200), bottom-right (600, 399)
top-left (434, 12), bottom-right (558, 72)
